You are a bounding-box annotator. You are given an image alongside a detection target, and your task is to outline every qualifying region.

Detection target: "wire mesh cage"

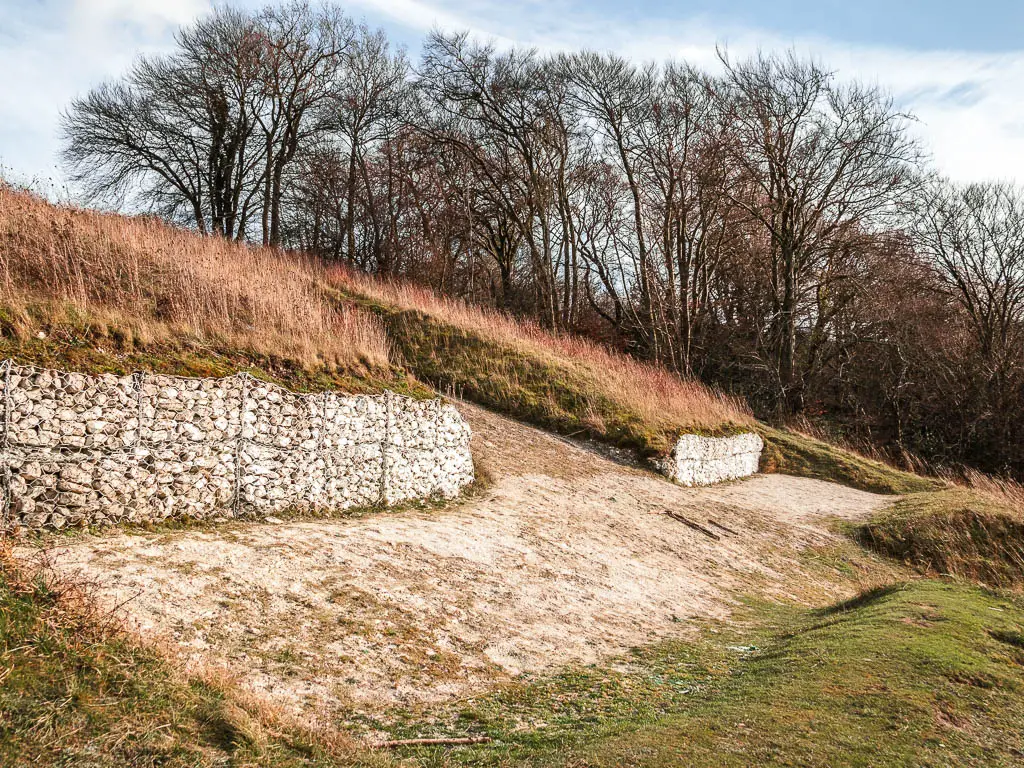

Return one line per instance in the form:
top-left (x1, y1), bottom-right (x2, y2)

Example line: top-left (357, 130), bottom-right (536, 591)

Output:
top-left (0, 361), bottom-right (473, 531)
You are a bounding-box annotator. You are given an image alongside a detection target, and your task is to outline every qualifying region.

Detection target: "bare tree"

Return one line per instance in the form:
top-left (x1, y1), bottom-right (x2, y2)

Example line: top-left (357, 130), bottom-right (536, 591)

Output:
top-left (559, 52), bottom-right (661, 350)
top-left (912, 180), bottom-right (1024, 459)
top-left (61, 6), bottom-right (265, 236)
top-left (417, 32), bottom-right (567, 326)
top-left (176, 7), bottom-right (267, 238)
top-left (715, 50), bottom-right (923, 412)
top-left (915, 180), bottom-right (1024, 363)
top-left (254, 1), bottom-right (353, 246)
top-left (328, 24), bottom-right (409, 265)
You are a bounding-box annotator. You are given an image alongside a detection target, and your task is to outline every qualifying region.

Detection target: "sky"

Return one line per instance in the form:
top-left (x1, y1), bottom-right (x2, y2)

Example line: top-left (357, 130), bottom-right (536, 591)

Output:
top-left (2, 0), bottom-right (1024, 192)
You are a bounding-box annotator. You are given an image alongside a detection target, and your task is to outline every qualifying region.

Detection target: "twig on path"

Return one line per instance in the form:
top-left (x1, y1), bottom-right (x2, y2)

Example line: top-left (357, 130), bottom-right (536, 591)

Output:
top-left (664, 511), bottom-right (721, 541)
top-left (372, 736), bottom-right (493, 749)
top-left (707, 518), bottom-right (739, 536)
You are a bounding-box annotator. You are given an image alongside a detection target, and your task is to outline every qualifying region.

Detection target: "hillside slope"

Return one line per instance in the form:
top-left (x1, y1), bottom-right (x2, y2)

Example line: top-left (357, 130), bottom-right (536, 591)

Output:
top-left (12, 402), bottom-right (1024, 767)
top-left (49, 403), bottom-right (894, 718)
top-left (0, 184), bottom-right (754, 452)
top-left (0, 184), bottom-right (413, 394)
top-left (4, 186), bottom-right (1024, 767)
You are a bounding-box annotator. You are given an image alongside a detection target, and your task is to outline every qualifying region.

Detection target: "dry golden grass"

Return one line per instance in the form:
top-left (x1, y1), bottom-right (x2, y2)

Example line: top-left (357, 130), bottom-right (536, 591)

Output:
top-left (330, 266), bottom-right (752, 436)
top-left (961, 468), bottom-right (1024, 510)
top-left (0, 185), bottom-right (389, 370)
top-left (0, 182), bottom-right (747, 436)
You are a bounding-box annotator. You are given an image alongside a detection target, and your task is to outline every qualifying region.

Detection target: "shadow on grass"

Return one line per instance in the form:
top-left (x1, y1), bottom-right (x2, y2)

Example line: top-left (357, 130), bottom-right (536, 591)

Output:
top-left (989, 629), bottom-right (1024, 650)
top-left (815, 583), bottom-right (905, 616)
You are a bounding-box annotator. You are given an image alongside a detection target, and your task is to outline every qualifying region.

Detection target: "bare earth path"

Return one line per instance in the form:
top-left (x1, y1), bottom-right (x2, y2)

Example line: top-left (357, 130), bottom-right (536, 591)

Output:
top-left (45, 403), bottom-right (891, 721)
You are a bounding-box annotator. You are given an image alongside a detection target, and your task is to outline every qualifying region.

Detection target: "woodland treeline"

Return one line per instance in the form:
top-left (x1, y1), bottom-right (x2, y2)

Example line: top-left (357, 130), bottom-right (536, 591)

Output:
top-left (61, 2), bottom-right (1024, 478)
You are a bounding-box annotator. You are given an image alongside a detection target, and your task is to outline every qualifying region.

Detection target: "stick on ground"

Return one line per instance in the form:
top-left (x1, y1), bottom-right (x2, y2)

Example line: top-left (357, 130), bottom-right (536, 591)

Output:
top-left (372, 736), bottom-right (493, 749)
top-left (707, 518), bottom-right (740, 536)
top-left (664, 511), bottom-right (721, 540)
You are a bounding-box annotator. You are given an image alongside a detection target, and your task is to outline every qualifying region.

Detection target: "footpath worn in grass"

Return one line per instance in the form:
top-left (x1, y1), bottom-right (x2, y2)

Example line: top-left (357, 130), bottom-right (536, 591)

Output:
top-left (375, 581), bottom-right (1024, 767)
top-left (858, 482), bottom-right (1024, 588)
top-left (7, 533), bottom-right (1024, 767)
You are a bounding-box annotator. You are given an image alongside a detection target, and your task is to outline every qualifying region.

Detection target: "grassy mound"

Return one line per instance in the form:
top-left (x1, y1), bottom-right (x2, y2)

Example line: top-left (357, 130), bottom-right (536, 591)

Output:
top-left (330, 269), bottom-right (754, 457)
top-left (857, 482), bottom-right (1024, 588)
top-left (377, 307), bottom-right (731, 456)
top-left (329, 271), bottom-right (942, 487)
top-left (759, 426), bottom-right (940, 494)
top-left (2, 183), bottom-right (938, 490)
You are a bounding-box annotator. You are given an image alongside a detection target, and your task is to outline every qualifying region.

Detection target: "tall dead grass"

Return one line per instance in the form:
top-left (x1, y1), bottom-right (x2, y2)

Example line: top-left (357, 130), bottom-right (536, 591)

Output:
top-left (0, 185), bottom-right (389, 369)
top-left (330, 266), bottom-right (752, 432)
top-left (1, 183), bottom-right (747, 431)
top-left (961, 469), bottom-right (1024, 511)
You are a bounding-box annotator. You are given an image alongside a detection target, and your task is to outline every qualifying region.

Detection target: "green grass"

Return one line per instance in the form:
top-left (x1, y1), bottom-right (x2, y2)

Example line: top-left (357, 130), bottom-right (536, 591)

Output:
top-left (369, 581), bottom-right (1024, 767)
top-left (857, 488), bottom-right (1024, 588)
top-left (379, 307), bottom-right (679, 456)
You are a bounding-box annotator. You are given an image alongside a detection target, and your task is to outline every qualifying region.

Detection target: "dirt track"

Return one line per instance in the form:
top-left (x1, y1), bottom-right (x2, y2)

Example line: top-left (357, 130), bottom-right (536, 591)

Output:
top-left (45, 403), bottom-right (892, 720)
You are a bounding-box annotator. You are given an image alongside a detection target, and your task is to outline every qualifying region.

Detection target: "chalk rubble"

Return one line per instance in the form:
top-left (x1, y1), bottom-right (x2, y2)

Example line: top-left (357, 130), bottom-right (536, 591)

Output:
top-left (0, 363), bottom-right (474, 530)
top-left (660, 432), bottom-right (763, 487)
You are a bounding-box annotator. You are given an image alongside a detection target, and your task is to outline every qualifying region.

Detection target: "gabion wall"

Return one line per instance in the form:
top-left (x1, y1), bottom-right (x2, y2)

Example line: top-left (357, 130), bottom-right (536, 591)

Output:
top-left (0, 361), bottom-right (474, 531)
top-left (659, 432), bottom-right (763, 487)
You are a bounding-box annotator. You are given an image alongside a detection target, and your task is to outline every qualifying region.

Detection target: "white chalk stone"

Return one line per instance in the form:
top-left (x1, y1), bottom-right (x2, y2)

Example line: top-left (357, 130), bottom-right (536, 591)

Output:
top-left (661, 432), bottom-right (763, 487)
top-left (1, 362), bottom-right (475, 531)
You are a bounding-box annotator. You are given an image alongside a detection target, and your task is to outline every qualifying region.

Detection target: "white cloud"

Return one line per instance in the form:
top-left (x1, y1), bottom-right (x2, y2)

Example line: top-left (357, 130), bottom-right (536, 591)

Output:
top-left (348, 0), bottom-right (1024, 184)
top-left (68, 0), bottom-right (208, 35)
top-left (0, 0), bottom-right (212, 187)
top-left (2, 0), bottom-right (1023, 187)
top-left (344, 0), bottom-right (481, 38)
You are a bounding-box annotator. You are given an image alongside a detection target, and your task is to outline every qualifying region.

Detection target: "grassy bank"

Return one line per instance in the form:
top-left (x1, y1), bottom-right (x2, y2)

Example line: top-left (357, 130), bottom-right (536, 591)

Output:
top-left (0, 300), bottom-right (429, 397)
top-left (0, 185), bottom-right (389, 372)
top-left (329, 268), bottom-right (753, 458)
top-left (2, 185), bottom-right (936, 492)
top-left (857, 475), bottom-right (1024, 588)
top-left (333, 271), bottom-right (939, 490)
top-left (759, 425), bottom-right (940, 495)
